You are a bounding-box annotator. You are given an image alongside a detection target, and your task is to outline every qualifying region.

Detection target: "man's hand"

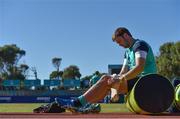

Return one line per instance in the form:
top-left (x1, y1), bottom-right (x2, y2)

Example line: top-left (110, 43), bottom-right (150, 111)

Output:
top-left (109, 74), bottom-right (128, 94)
top-left (108, 74), bottom-right (120, 85)
top-left (109, 74), bottom-right (125, 85)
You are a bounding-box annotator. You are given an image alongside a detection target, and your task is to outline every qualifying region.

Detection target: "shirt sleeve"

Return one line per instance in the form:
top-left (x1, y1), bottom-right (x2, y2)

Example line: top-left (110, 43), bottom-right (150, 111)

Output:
top-left (133, 41), bottom-right (149, 59)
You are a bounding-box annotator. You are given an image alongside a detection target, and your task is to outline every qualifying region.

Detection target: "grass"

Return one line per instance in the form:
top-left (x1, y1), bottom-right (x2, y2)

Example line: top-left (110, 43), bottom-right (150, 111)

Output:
top-left (101, 103), bottom-right (130, 113)
top-left (0, 103), bottom-right (130, 113)
top-left (0, 103), bottom-right (43, 112)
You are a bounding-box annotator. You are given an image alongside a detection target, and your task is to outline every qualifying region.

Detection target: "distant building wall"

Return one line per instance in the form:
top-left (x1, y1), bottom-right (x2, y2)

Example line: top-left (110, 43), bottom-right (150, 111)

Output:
top-left (108, 64), bottom-right (122, 75)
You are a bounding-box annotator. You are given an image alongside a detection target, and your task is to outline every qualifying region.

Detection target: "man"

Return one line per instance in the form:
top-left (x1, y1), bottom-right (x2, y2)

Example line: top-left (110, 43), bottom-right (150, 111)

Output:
top-left (55, 27), bottom-right (157, 111)
top-left (34, 27), bottom-right (157, 113)
top-left (89, 71), bottom-right (101, 86)
top-left (110, 27), bottom-right (158, 101)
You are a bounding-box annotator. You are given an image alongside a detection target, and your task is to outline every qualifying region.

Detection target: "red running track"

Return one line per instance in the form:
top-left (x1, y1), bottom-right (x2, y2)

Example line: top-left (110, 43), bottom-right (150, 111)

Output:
top-left (0, 113), bottom-right (180, 119)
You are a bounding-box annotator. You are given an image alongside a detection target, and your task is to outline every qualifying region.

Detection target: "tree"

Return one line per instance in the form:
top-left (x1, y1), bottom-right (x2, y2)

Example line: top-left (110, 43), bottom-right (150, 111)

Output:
top-left (50, 71), bottom-right (63, 79)
top-left (50, 57), bottom-right (62, 79)
top-left (7, 66), bottom-right (25, 80)
top-left (30, 67), bottom-right (38, 80)
top-left (156, 41), bottom-right (180, 80)
top-left (20, 64), bottom-right (29, 79)
top-left (52, 57), bottom-right (62, 72)
top-left (0, 44), bottom-right (25, 66)
top-left (0, 44), bottom-right (27, 80)
top-left (62, 65), bottom-right (81, 79)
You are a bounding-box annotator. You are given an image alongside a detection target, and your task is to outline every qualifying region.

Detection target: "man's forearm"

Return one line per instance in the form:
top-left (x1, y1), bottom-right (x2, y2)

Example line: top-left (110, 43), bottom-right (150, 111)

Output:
top-left (123, 65), bottom-right (144, 80)
top-left (123, 57), bottom-right (146, 80)
top-left (119, 66), bottom-right (128, 76)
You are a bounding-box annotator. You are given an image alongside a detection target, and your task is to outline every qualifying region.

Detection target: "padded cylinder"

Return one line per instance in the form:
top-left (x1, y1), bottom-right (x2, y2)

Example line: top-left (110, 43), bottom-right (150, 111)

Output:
top-left (126, 74), bottom-right (174, 114)
top-left (174, 84), bottom-right (180, 110)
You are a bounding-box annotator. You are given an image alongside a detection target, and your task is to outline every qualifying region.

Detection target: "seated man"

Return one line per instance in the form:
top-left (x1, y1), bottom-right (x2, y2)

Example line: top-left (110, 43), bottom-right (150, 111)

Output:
top-left (55, 27), bottom-right (157, 112)
top-left (34, 27), bottom-right (157, 113)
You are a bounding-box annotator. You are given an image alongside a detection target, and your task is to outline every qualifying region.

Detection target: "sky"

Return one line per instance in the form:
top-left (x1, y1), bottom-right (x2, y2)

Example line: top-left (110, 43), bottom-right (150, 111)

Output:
top-left (0, 0), bottom-right (179, 79)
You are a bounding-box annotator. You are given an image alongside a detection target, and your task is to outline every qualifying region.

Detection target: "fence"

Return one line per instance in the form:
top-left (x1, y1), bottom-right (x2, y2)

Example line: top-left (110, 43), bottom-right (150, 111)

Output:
top-left (0, 79), bottom-right (82, 90)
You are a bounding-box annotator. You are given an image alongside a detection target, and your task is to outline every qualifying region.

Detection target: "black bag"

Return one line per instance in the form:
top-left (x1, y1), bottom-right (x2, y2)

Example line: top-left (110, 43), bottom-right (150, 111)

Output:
top-left (33, 102), bottom-right (65, 113)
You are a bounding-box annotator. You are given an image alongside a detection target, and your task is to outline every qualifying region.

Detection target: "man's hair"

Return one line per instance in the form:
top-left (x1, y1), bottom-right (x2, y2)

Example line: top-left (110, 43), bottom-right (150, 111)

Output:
top-left (112, 27), bottom-right (132, 41)
top-left (95, 71), bottom-right (100, 75)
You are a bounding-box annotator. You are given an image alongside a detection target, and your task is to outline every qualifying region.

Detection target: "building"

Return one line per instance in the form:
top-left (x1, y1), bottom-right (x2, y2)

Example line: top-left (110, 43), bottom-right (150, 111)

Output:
top-left (108, 64), bottom-right (122, 75)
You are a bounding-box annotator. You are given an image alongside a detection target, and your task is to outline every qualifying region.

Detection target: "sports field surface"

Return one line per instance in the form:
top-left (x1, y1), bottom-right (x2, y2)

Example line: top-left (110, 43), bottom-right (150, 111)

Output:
top-left (0, 103), bottom-right (129, 113)
top-left (0, 103), bottom-right (179, 119)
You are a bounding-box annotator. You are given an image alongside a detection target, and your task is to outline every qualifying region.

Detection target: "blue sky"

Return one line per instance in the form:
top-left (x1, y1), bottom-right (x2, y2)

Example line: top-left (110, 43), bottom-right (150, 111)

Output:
top-left (0, 0), bottom-right (179, 79)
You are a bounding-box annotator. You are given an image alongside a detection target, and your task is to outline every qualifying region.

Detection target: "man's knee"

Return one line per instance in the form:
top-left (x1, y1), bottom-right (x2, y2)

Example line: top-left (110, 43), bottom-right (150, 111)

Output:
top-left (101, 75), bottom-right (110, 79)
top-left (101, 75), bottom-right (111, 80)
top-left (100, 75), bottom-right (113, 86)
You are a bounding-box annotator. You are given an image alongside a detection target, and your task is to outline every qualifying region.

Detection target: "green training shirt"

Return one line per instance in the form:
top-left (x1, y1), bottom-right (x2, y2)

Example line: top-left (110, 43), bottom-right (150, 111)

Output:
top-left (124, 39), bottom-right (157, 76)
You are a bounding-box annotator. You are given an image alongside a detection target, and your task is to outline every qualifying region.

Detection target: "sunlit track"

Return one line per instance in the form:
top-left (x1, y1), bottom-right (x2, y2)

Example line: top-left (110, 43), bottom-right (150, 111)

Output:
top-left (0, 113), bottom-right (180, 119)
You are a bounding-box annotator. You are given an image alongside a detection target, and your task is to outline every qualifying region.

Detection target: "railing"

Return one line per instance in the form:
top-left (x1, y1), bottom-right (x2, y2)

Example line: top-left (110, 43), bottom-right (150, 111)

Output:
top-left (0, 79), bottom-right (87, 91)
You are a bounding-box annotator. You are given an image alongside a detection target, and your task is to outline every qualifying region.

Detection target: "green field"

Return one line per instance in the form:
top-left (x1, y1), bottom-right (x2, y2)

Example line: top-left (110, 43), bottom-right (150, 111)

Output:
top-left (0, 103), bottom-right (130, 113)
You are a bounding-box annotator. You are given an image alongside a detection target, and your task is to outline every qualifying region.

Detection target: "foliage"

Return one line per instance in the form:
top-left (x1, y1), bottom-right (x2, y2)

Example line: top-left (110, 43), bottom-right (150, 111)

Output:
top-left (0, 44), bottom-right (28, 80)
top-left (52, 57), bottom-right (62, 72)
top-left (156, 41), bottom-right (180, 79)
top-left (50, 57), bottom-right (63, 79)
top-left (50, 71), bottom-right (63, 79)
top-left (20, 64), bottom-right (29, 79)
top-left (62, 65), bottom-right (81, 79)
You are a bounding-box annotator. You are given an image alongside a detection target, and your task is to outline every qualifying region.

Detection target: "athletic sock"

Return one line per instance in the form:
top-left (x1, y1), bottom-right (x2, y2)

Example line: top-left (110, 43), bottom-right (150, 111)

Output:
top-left (73, 98), bottom-right (82, 107)
top-left (77, 95), bottom-right (88, 107)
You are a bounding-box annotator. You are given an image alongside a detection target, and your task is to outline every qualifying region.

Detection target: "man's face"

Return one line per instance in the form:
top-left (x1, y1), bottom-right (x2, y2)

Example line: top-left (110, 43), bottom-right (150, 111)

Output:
top-left (114, 35), bottom-right (130, 48)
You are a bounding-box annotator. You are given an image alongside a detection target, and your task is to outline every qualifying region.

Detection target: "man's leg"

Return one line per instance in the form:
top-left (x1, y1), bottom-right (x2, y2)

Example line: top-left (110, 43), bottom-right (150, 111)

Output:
top-left (80, 74), bottom-right (129, 103)
top-left (56, 75), bottom-right (118, 109)
top-left (110, 88), bottom-right (119, 102)
top-left (82, 75), bottom-right (113, 103)
top-left (55, 75), bottom-right (128, 113)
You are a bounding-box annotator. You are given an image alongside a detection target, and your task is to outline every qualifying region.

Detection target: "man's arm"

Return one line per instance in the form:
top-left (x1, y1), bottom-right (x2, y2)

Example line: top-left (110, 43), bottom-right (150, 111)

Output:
top-left (121, 41), bottom-right (148, 80)
top-left (123, 57), bottom-right (145, 80)
top-left (119, 63), bottom-right (128, 76)
top-left (119, 53), bottom-right (129, 75)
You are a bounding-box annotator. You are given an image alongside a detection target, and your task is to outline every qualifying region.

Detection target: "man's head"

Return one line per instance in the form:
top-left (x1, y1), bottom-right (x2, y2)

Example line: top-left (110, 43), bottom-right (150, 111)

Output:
top-left (112, 27), bottom-right (133, 48)
top-left (95, 71), bottom-right (100, 75)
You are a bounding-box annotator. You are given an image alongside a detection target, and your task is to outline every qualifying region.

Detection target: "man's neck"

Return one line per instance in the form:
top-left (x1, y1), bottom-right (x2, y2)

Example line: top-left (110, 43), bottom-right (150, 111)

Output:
top-left (129, 38), bottom-right (136, 48)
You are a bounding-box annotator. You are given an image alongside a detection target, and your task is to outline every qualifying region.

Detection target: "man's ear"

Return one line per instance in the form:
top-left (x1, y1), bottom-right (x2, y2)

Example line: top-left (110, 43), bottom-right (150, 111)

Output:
top-left (123, 33), bottom-right (129, 38)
